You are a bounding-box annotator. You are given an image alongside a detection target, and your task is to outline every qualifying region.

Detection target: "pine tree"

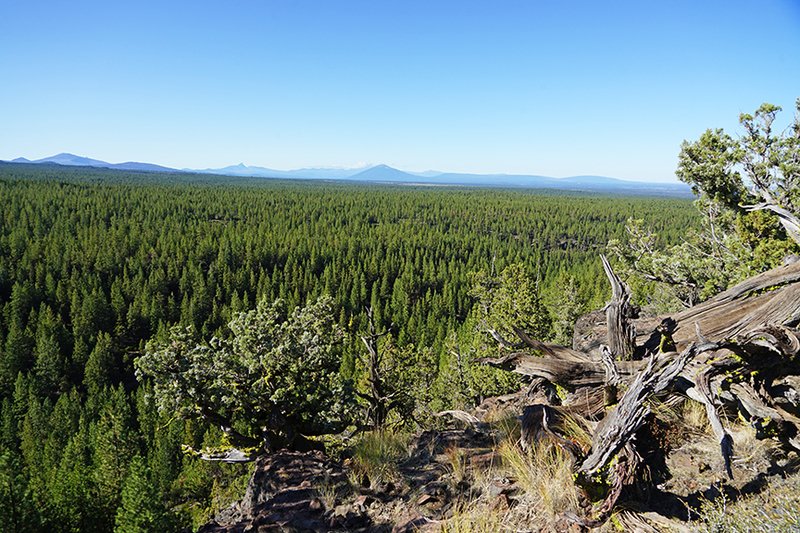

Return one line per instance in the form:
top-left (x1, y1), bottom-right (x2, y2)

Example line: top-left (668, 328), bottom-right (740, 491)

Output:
top-left (1, 314), bottom-right (33, 395)
top-left (114, 455), bottom-right (169, 533)
top-left (549, 274), bottom-right (585, 346)
top-left (33, 305), bottom-right (68, 396)
top-left (92, 386), bottom-right (140, 526)
top-left (0, 451), bottom-right (41, 532)
top-left (19, 394), bottom-right (53, 514)
top-left (50, 423), bottom-right (102, 533)
top-left (84, 332), bottom-right (117, 395)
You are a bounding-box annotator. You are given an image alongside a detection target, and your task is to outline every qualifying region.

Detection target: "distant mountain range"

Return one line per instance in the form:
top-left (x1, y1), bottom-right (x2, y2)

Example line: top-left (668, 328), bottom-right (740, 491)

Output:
top-left (10, 153), bottom-right (175, 172)
top-left (3, 153), bottom-right (692, 196)
top-left (190, 162), bottom-right (373, 180)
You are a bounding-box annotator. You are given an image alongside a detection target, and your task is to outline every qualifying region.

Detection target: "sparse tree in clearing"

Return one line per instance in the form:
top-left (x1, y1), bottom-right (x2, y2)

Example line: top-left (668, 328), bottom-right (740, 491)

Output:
top-left (355, 307), bottom-right (399, 429)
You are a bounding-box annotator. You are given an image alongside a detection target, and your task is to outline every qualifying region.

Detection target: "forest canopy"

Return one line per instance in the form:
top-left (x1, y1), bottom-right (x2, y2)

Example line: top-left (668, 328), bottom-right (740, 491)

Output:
top-left (0, 163), bottom-right (697, 530)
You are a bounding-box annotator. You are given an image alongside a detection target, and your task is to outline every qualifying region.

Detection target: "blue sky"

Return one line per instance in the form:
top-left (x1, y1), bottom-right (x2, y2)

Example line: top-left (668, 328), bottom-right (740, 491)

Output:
top-left (1, 1), bottom-right (798, 182)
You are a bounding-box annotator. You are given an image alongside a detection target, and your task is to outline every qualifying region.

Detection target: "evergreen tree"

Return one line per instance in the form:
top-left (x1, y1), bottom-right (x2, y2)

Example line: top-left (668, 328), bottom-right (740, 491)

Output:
top-left (92, 386), bottom-right (139, 527)
top-left (84, 332), bottom-right (117, 395)
top-left (469, 262), bottom-right (552, 346)
top-left (33, 305), bottom-right (68, 396)
top-left (0, 451), bottom-right (40, 532)
top-left (1, 314), bottom-right (33, 394)
top-left (114, 455), bottom-right (169, 533)
top-left (137, 296), bottom-right (354, 451)
top-left (549, 274), bottom-right (585, 346)
top-left (50, 423), bottom-right (103, 533)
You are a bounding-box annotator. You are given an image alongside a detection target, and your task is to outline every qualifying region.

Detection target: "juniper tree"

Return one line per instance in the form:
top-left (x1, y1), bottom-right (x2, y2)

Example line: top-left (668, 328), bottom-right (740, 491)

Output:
top-left (610, 100), bottom-right (800, 307)
top-left (677, 100), bottom-right (800, 246)
top-left (135, 296), bottom-right (354, 456)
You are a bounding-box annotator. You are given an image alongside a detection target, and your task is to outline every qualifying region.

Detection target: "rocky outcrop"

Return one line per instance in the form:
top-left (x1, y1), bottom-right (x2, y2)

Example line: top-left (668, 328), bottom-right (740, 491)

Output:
top-left (199, 450), bottom-right (373, 532)
top-left (198, 428), bottom-right (503, 532)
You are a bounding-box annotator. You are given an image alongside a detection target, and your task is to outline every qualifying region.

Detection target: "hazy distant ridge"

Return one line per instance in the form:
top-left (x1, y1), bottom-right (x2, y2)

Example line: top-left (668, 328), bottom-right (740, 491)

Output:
top-left (15, 152), bottom-right (177, 172)
top-left (3, 153), bottom-right (691, 195)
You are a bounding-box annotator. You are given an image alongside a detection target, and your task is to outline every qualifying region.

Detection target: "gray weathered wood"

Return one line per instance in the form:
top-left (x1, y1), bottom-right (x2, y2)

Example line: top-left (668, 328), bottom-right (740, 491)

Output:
top-left (601, 255), bottom-right (637, 359)
top-left (686, 369), bottom-right (734, 479)
top-left (579, 342), bottom-right (720, 478)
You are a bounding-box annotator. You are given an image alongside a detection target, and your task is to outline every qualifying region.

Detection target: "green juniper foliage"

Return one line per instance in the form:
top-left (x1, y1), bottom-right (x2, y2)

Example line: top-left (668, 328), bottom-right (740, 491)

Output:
top-left (136, 296), bottom-right (354, 450)
top-left (609, 101), bottom-right (800, 309)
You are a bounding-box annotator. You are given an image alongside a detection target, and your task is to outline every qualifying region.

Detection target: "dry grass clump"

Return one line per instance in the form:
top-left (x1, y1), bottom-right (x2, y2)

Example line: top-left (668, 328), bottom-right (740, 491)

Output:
top-left (444, 445), bottom-right (468, 483)
top-left (728, 423), bottom-right (782, 473)
top-left (314, 478), bottom-right (341, 509)
top-left (497, 440), bottom-right (580, 518)
top-left (560, 412), bottom-right (593, 450)
top-left (350, 429), bottom-right (410, 486)
top-left (438, 502), bottom-right (506, 533)
top-left (681, 399), bottom-right (712, 434)
top-left (487, 412), bottom-right (521, 444)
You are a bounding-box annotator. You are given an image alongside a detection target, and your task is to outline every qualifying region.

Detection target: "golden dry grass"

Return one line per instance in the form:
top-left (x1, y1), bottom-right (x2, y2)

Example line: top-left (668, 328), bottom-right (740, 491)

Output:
top-left (350, 429), bottom-right (410, 486)
top-left (497, 440), bottom-right (580, 518)
top-left (682, 399), bottom-right (712, 434)
top-left (438, 502), bottom-right (506, 533)
top-left (444, 444), bottom-right (468, 483)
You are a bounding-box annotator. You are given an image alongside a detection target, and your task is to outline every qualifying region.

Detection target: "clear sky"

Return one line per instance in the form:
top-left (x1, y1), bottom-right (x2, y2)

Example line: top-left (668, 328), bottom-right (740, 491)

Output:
top-left (1, 1), bottom-right (798, 182)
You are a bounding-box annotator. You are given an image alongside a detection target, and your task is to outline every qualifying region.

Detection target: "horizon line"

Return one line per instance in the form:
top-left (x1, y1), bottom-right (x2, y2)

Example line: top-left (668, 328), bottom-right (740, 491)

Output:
top-left (2, 151), bottom-right (684, 185)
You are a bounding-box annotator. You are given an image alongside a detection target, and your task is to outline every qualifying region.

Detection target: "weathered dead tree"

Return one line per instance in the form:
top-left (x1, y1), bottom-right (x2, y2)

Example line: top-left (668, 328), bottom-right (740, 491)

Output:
top-left (356, 307), bottom-right (399, 429)
top-left (600, 345), bottom-right (621, 406)
top-left (574, 260), bottom-right (800, 355)
top-left (480, 257), bottom-right (800, 525)
top-left (579, 344), bottom-right (705, 479)
top-left (685, 366), bottom-right (734, 479)
top-left (601, 254), bottom-right (638, 359)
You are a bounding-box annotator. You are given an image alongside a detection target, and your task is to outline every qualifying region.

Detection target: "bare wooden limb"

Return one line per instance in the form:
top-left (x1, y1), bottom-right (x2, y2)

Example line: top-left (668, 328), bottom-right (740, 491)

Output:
top-left (579, 342), bottom-right (720, 478)
top-left (576, 261), bottom-right (800, 354)
top-left (519, 404), bottom-right (582, 459)
top-left (601, 255), bottom-right (637, 359)
top-left (596, 443), bottom-right (643, 517)
top-left (694, 322), bottom-right (708, 344)
top-left (485, 327), bottom-right (525, 350)
top-left (739, 324), bottom-right (800, 359)
top-left (525, 376), bottom-right (561, 405)
top-left (434, 410), bottom-right (488, 431)
top-left (563, 386), bottom-right (607, 419)
top-left (773, 376), bottom-right (800, 410)
top-left (601, 345), bottom-right (621, 406)
top-left (687, 369), bottom-right (734, 479)
top-left (479, 350), bottom-right (643, 389)
top-left (729, 381), bottom-right (800, 452)
top-left (359, 306), bottom-right (395, 429)
top-left (511, 325), bottom-right (556, 356)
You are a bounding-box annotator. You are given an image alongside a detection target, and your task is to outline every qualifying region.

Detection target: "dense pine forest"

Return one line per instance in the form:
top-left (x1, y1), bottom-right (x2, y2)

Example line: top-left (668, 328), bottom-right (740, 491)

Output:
top-left (0, 163), bottom-right (698, 531)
